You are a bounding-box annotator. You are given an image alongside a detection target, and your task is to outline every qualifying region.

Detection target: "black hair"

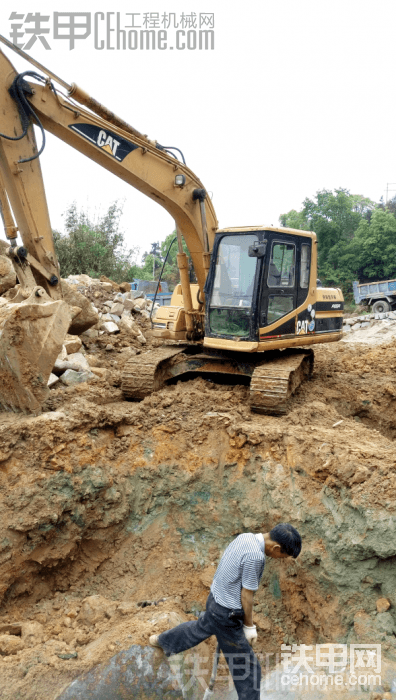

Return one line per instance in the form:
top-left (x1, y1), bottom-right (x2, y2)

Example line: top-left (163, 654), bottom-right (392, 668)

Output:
top-left (270, 523), bottom-right (302, 559)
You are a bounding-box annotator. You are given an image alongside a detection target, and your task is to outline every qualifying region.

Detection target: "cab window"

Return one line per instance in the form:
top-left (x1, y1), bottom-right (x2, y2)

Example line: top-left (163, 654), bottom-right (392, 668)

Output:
top-left (267, 242), bottom-right (295, 288)
top-left (267, 295), bottom-right (294, 324)
top-left (300, 244), bottom-right (310, 288)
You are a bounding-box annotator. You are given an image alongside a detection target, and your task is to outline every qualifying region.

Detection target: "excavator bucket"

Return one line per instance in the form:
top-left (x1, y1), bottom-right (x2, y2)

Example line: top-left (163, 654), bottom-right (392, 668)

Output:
top-left (0, 288), bottom-right (74, 414)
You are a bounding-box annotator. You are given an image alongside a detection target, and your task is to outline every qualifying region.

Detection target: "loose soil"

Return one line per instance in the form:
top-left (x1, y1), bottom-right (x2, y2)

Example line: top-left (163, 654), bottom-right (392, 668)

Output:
top-left (0, 334), bottom-right (395, 699)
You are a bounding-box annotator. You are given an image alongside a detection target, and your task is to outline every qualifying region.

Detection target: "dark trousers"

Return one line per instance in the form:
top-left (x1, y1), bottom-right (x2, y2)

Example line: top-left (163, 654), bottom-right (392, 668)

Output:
top-left (158, 592), bottom-right (261, 700)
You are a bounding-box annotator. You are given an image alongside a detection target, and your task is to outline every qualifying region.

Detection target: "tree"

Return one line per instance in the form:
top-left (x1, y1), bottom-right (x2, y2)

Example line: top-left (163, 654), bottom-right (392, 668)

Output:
top-left (140, 241), bottom-right (164, 280)
top-left (348, 209), bottom-right (396, 281)
top-left (301, 189), bottom-right (371, 270)
top-left (160, 232), bottom-right (196, 287)
top-left (386, 194), bottom-right (396, 218)
top-left (130, 231), bottom-right (193, 289)
top-left (53, 202), bottom-right (139, 282)
top-left (279, 209), bottom-right (309, 231)
top-left (279, 189), bottom-right (378, 300)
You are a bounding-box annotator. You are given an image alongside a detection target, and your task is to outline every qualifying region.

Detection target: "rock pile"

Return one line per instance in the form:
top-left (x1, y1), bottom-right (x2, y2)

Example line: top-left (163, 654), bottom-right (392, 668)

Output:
top-left (46, 274), bottom-right (159, 389)
top-left (343, 310), bottom-right (396, 332)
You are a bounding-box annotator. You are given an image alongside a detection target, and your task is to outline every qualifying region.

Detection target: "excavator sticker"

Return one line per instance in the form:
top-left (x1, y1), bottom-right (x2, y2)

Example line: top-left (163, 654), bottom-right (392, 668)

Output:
top-left (68, 123), bottom-right (139, 162)
top-left (296, 304), bottom-right (316, 335)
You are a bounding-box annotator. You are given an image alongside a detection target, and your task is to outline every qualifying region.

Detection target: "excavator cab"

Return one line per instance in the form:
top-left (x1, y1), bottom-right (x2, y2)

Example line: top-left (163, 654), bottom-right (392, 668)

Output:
top-left (153, 226), bottom-right (343, 354)
top-left (203, 227), bottom-right (322, 348)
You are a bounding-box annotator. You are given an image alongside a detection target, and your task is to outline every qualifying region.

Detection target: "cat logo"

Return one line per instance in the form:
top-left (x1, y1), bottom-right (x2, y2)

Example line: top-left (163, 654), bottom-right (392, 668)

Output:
top-left (97, 130), bottom-right (121, 158)
top-left (331, 303), bottom-right (341, 309)
top-left (68, 123), bottom-right (139, 162)
top-left (296, 319), bottom-right (309, 334)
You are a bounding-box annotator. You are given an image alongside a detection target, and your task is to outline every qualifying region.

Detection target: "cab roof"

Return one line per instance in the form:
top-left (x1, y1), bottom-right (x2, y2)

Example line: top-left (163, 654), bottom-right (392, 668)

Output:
top-left (216, 225), bottom-right (316, 239)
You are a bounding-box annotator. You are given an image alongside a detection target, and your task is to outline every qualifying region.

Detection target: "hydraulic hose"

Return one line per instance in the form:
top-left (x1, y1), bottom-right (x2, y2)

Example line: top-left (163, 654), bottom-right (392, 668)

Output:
top-left (150, 236), bottom-right (177, 325)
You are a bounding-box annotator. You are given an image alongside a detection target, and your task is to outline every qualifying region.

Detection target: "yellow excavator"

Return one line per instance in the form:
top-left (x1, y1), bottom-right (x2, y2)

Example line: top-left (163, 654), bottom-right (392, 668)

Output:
top-left (0, 37), bottom-right (344, 415)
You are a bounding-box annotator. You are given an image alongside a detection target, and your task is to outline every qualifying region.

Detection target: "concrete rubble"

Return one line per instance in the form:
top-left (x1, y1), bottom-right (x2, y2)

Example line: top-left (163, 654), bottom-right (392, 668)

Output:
top-left (343, 310), bottom-right (396, 330)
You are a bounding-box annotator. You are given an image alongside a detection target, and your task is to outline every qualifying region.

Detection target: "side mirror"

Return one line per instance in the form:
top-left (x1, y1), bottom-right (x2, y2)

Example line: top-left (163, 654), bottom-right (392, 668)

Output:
top-left (248, 241), bottom-right (267, 258)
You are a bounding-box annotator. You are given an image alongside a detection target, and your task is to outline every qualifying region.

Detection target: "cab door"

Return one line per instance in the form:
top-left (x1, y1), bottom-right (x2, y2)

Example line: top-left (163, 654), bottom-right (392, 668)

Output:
top-left (259, 233), bottom-right (311, 337)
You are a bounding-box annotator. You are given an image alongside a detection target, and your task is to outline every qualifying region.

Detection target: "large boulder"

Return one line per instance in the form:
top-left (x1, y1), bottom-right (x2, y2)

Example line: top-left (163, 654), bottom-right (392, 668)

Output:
top-left (0, 255), bottom-right (17, 295)
top-left (55, 645), bottom-right (186, 699)
top-left (60, 369), bottom-right (96, 386)
top-left (56, 610), bottom-right (212, 700)
top-left (61, 280), bottom-right (99, 335)
top-left (54, 352), bottom-right (91, 373)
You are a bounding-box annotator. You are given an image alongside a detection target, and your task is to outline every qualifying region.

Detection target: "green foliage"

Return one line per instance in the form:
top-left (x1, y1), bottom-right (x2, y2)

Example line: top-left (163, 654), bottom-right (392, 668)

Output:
top-left (159, 232), bottom-right (192, 288)
top-left (346, 209), bottom-right (396, 280)
top-left (132, 231), bottom-right (191, 290)
top-left (279, 189), bottom-right (384, 300)
top-left (279, 209), bottom-right (309, 231)
top-left (301, 189), bottom-right (376, 269)
top-left (53, 202), bottom-right (139, 283)
top-left (138, 241), bottom-right (163, 280)
top-left (315, 209), bottom-right (396, 299)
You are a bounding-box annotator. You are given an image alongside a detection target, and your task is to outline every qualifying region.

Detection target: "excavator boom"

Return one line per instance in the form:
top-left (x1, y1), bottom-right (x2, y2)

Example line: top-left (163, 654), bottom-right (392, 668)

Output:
top-left (0, 45), bottom-right (217, 412)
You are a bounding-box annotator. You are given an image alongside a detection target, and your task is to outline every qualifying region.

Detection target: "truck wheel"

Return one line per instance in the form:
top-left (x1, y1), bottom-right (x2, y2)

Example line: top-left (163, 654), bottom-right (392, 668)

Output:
top-left (372, 300), bottom-right (390, 314)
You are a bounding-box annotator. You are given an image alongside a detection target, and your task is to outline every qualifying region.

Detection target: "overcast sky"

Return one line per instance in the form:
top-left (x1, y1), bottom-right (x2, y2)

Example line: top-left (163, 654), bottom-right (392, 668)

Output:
top-left (1, 0), bottom-right (395, 262)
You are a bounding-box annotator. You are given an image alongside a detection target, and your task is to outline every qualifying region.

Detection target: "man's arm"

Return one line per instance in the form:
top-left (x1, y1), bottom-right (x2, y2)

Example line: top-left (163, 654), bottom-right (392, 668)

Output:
top-left (241, 587), bottom-right (254, 626)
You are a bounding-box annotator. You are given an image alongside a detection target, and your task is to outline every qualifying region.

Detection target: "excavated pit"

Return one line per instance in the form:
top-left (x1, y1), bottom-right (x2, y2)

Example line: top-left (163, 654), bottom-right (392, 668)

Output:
top-left (0, 339), bottom-right (396, 698)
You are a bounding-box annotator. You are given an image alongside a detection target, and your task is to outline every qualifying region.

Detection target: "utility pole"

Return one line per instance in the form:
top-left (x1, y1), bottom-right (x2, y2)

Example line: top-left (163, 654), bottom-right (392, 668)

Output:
top-left (385, 183), bottom-right (396, 204)
top-left (152, 241), bottom-right (159, 280)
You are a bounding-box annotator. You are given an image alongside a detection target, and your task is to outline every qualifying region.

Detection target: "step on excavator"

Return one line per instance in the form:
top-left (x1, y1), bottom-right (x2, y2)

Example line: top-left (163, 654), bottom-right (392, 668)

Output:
top-left (0, 37), bottom-right (344, 415)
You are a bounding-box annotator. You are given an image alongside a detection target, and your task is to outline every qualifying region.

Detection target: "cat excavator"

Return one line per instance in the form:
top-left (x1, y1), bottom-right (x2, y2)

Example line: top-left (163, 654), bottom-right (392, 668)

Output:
top-left (0, 37), bottom-right (344, 415)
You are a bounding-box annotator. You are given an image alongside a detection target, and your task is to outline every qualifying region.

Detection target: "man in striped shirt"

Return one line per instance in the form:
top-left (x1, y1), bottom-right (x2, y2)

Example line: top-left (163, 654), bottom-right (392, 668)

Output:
top-left (150, 522), bottom-right (302, 700)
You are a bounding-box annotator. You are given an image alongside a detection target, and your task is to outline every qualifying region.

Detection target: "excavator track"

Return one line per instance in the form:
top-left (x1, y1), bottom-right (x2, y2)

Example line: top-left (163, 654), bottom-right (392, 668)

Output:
top-left (249, 349), bottom-right (313, 414)
top-left (121, 346), bottom-right (187, 400)
top-left (122, 345), bottom-right (313, 414)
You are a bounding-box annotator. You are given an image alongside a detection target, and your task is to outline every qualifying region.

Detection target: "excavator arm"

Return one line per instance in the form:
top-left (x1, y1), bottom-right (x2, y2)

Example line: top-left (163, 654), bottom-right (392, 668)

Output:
top-left (0, 46), bottom-right (217, 296)
top-left (0, 44), bottom-right (219, 414)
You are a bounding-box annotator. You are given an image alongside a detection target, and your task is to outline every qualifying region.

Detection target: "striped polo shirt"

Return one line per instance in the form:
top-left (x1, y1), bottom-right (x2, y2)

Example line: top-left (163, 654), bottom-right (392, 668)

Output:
top-left (210, 533), bottom-right (266, 609)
